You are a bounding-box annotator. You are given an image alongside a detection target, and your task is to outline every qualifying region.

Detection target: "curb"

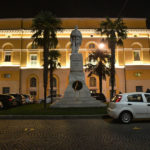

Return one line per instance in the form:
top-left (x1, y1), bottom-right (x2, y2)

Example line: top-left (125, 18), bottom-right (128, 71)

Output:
top-left (0, 114), bottom-right (106, 119)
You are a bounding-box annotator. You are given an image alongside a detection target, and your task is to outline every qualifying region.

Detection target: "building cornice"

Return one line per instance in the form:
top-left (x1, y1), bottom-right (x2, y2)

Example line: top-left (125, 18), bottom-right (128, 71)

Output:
top-left (0, 29), bottom-right (150, 39)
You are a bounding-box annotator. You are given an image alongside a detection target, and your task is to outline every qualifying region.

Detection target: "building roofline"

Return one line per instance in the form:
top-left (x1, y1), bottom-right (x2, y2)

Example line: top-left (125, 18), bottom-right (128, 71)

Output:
top-left (0, 17), bottom-right (146, 20)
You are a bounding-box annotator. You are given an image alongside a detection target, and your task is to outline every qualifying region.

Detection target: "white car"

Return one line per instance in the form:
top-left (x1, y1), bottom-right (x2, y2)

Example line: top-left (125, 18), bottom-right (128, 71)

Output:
top-left (107, 92), bottom-right (150, 123)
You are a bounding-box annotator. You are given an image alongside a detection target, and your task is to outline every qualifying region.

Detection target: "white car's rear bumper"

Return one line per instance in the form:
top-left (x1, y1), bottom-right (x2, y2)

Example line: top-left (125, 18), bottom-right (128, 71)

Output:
top-left (107, 108), bottom-right (119, 119)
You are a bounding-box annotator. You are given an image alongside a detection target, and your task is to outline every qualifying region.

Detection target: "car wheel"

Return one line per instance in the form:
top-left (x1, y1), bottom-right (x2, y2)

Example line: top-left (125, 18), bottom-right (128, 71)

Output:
top-left (119, 111), bottom-right (132, 124)
top-left (0, 101), bottom-right (4, 109)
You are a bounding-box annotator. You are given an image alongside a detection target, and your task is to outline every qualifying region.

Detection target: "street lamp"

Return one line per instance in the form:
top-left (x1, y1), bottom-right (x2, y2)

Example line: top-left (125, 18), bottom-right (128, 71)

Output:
top-left (99, 43), bottom-right (105, 49)
top-left (99, 38), bottom-right (105, 49)
top-left (98, 38), bottom-right (105, 49)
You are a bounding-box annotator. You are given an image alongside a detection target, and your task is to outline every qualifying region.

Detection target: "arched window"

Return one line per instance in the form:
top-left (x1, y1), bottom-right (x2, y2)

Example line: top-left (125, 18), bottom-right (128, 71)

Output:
top-left (30, 77), bottom-right (36, 87)
top-left (131, 43), bottom-right (142, 61)
top-left (90, 77), bottom-right (96, 87)
top-left (53, 77), bottom-right (57, 88)
top-left (133, 49), bottom-right (140, 61)
top-left (89, 43), bottom-right (95, 49)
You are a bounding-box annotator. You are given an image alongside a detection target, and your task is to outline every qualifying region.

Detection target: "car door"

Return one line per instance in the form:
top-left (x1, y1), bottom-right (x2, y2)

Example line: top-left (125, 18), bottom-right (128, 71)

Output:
top-left (126, 94), bottom-right (147, 118)
top-left (144, 94), bottom-right (150, 118)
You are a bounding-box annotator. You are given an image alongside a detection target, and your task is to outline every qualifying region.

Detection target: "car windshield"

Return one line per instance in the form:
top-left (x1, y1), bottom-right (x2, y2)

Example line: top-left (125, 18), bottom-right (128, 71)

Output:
top-left (111, 95), bottom-right (122, 102)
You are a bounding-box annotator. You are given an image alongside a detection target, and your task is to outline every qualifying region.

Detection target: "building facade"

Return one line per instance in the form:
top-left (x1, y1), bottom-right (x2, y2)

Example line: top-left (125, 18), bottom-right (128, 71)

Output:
top-left (0, 18), bottom-right (150, 101)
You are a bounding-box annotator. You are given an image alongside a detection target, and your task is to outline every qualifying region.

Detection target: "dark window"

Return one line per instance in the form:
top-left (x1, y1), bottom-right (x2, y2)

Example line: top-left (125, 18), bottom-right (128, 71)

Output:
top-left (89, 43), bottom-right (95, 49)
top-left (30, 77), bottom-right (36, 87)
top-left (4, 74), bottom-right (11, 78)
top-left (144, 94), bottom-right (150, 103)
top-left (30, 91), bottom-right (36, 96)
top-left (136, 86), bottom-right (143, 92)
top-left (127, 94), bottom-right (143, 102)
top-left (4, 52), bottom-right (11, 62)
top-left (2, 87), bottom-right (10, 94)
top-left (90, 77), bottom-right (96, 87)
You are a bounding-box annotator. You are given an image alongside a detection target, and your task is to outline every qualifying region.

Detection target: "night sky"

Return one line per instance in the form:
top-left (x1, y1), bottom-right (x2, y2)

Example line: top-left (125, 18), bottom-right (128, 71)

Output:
top-left (0, 0), bottom-right (150, 18)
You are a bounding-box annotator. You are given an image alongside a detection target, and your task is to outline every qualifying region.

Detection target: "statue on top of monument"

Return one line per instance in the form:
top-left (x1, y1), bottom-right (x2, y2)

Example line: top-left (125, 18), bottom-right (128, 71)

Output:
top-left (70, 26), bottom-right (82, 53)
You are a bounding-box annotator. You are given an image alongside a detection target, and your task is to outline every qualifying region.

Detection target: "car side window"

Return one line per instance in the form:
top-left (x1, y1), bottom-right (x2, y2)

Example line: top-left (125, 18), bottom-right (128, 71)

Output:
top-left (127, 94), bottom-right (143, 102)
top-left (144, 94), bottom-right (150, 103)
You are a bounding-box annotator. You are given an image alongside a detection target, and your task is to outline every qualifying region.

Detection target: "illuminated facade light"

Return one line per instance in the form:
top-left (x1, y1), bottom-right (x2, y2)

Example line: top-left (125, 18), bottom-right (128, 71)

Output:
top-left (99, 43), bottom-right (105, 49)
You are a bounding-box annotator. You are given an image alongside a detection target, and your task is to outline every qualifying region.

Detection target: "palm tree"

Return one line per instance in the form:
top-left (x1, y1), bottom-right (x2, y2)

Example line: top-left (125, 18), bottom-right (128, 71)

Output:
top-left (48, 50), bottom-right (61, 104)
top-left (85, 50), bottom-right (110, 95)
top-left (146, 17), bottom-right (150, 55)
top-left (97, 17), bottom-right (127, 99)
top-left (32, 11), bottom-right (61, 109)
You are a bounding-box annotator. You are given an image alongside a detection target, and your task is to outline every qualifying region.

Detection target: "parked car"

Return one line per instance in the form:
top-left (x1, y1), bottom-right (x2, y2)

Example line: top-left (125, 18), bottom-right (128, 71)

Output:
top-left (23, 94), bottom-right (33, 104)
top-left (91, 93), bottom-right (106, 102)
top-left (10, 94), bottom-right (26, 105)
top-left (0, 94), bottom-right (17, 109)
top-left (107, 92), bottom-right (150, 123)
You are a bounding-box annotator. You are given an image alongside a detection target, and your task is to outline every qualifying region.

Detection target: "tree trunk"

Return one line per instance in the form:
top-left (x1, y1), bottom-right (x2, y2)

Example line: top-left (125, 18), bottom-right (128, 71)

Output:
top-left (50, 62), bottom-right (54, 104)
top-left (99, 62), bottom-right (103, 93)
top-left (99, 75), bottom-right (102, 93)
top-left (43, 31), bottom-right (49, 109)
top-left (110, 42), bottom-right (116, 99)
top-left (43, 48), bottom-right (48, 109)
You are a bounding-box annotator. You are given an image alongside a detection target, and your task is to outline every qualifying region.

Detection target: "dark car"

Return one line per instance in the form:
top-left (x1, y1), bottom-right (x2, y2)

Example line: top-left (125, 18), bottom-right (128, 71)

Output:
top-left (91, 93), bottom-right (106, 102)
top-left (10, 94), bottom-right (26, 105)
top-left (0, 94), bottom-right (17, 109)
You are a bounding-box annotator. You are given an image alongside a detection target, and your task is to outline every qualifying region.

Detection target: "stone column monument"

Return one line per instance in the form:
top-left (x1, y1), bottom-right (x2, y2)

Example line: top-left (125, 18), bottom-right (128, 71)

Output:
top-left (51, 26), bottom-right (106, 108)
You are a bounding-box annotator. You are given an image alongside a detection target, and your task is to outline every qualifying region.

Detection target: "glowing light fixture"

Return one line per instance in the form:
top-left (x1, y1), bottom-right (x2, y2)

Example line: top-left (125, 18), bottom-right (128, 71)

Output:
top-left (99, 38), bottom-right (105, 49)
top-left (99, 43), bottom-right (105, 49)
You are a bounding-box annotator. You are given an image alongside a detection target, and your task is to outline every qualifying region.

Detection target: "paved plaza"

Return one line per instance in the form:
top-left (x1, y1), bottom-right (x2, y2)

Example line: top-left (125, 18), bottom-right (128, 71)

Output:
top-left (0, 116), bottom-right (150, 150)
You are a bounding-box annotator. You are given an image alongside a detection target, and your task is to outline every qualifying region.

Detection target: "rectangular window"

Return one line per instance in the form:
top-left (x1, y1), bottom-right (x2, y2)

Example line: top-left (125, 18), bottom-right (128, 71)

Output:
top-left (136, 86), bottom-right (143, 92)
top-left (4, 51), bottom-right (11, 62)
top-left (30, 54), bottom-right (37, 66)
top-left (4, 74), bottom-right (11, 78)
top-left (134, 50), bottom-right (140, 61)
top-left (2, 87), bottom-right (10, 94)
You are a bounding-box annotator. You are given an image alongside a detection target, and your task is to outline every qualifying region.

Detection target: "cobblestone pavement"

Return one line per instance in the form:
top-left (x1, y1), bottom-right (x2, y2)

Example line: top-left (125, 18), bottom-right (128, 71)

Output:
top-left (0, 116), bottom-right (150, 150)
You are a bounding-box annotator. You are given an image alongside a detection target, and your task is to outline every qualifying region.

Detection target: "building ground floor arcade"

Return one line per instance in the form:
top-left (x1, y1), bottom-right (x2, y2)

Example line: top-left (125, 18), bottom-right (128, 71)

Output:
top-left (0, 65), bottom-right (150, 101)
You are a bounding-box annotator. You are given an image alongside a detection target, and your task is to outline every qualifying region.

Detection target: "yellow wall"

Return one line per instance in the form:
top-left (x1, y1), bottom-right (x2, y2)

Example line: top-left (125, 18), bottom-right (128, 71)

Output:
top-left (0, 18), bottom-right (150, 100)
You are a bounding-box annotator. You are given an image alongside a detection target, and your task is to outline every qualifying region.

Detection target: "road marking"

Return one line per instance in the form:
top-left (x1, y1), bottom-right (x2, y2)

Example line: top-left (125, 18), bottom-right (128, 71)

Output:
top-left (133, 127), bottom-right (141, 130)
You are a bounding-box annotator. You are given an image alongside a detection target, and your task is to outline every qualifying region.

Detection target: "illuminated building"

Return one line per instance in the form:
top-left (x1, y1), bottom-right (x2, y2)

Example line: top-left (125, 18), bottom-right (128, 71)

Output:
top-left (0, 18), bottom-right (150, 101)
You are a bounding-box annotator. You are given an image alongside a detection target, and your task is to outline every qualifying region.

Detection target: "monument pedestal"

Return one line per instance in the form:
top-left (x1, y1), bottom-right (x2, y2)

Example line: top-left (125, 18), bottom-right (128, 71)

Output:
top-left (50, 53), bottom-right (106, 108)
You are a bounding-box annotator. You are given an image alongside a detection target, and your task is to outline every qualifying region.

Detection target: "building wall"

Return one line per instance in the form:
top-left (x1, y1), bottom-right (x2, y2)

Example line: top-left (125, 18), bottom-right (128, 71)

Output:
top-left (0, 18), bottom-right (150, 101)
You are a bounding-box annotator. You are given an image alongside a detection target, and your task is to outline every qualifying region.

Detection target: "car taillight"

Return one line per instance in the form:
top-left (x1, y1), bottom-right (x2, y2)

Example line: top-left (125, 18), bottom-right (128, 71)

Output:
top-left (115, 96), bottom-right (122, 102)
top-left (8, 98), bottom-right (13, 101)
